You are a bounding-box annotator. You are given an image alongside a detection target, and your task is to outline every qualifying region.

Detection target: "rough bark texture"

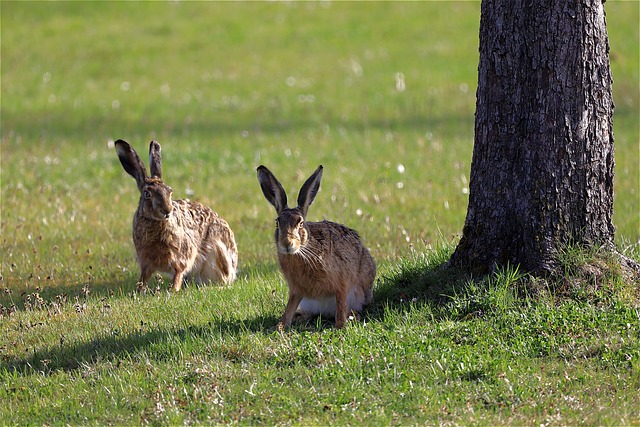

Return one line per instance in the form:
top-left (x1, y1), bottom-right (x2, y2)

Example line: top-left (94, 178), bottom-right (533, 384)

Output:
top-left (449, 0), bottom-right (615, 275)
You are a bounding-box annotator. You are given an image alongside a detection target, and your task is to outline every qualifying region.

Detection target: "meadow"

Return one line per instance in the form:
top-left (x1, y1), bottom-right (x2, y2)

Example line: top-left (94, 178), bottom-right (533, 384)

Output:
top-left (1, 2), bottom-right (639, 425)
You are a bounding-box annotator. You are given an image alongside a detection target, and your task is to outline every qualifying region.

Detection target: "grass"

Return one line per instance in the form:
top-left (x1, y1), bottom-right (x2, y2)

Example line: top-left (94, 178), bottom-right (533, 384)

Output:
top-left (2, 244), bottom-right (639, 425)
top-left (1, 1), bottom-right (639, 425)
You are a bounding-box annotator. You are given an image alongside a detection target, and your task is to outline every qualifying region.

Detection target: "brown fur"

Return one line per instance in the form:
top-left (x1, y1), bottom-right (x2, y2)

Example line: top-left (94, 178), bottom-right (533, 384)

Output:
top-left (116, 139), bottom-right (237, 291)
top-left (257, 165), bottom-right (376, 329)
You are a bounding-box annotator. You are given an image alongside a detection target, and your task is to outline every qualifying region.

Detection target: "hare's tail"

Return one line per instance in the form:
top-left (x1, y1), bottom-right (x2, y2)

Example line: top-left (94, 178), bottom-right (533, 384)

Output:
top-left (214, 240), bottom-right (237, 284)
top-left (194, 240), bottom-right (237, 284)
top-left (225, 244), bottom-right (238, 283)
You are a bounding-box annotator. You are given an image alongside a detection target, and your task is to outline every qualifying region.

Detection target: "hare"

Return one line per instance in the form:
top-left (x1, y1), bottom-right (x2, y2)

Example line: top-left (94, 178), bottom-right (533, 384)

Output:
top-left (257, 165), bottom-right (376, 329)
top-left (115, 139), bottom-right (237, 291)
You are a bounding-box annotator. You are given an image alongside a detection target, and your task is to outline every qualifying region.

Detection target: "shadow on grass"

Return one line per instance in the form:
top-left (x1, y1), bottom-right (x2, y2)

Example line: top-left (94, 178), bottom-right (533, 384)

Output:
top-left (1, 251), bottom-right (474, 374)
top-left (365, 247), bottom-right (474, 317)
top-left (0, 275), bottom-right (139, 313)
top-left (1, 262), bottom-right (282, 313)
top-left (264, 248), bottom-right (476, 332)
top-left (1, 310), bottom-right (281, 375)
top-left (3, 110), bottom-right (474, 146)
top-left (1, 259), bottom-right (287, 374)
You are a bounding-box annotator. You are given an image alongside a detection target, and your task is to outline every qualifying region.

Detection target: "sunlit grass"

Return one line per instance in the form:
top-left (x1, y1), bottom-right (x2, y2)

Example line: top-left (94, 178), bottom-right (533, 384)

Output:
top-left (1, 245), bottom-right (638, 425)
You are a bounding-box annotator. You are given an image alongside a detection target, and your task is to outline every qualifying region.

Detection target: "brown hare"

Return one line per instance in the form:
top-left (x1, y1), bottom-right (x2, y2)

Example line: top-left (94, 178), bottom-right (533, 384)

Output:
top-left (115, 139), bottom-right (237, 291)
top-left (257, 165), bottom-right (376, 329)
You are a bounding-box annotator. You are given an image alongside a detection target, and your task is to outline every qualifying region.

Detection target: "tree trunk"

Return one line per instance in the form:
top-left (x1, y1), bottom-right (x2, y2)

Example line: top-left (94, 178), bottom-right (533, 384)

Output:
top-left (449, 0), bottom-right (615, 275)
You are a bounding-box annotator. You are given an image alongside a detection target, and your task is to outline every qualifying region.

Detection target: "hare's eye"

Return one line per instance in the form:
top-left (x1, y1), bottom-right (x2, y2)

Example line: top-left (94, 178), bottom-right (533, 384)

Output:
top-left (143, 190), bottom-right (151, 199)
top-left (298, 220), bottom-right (305, 229)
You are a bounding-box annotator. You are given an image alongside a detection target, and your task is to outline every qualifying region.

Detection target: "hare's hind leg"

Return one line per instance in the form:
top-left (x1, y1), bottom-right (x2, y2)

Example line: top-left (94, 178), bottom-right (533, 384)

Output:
top-left (360, 258), bottom-right (376, 306)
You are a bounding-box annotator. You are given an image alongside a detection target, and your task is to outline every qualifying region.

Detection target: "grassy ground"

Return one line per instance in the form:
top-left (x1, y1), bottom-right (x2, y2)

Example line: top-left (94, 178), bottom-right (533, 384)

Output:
top-left (1, 2), bottom-right (639, 425)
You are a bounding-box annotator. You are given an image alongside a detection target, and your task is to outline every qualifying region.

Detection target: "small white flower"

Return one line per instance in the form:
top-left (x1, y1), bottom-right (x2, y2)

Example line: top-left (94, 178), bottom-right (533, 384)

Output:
top-left (395, 72), bottom-right (406, 92)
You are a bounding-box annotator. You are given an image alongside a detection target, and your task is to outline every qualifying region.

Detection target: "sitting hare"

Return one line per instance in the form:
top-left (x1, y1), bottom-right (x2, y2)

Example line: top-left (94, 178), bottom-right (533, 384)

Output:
top-left (257, 165), bottom-right (376, 329)
top-left (115, 139), bottom-right (237, 291)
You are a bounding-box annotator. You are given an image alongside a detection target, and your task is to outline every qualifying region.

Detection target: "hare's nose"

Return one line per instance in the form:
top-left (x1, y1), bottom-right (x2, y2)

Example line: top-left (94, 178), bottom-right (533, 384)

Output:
top-left (284, 244), bottom-right (298, 254)
top-left (161, 207), bottom-right (172, 219)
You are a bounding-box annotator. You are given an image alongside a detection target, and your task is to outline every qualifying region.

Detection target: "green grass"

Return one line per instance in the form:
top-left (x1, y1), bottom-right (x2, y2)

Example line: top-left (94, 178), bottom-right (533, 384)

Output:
top-left (2, 245), bottom-right (639, 425)
top-left (1, 2), bottom-right (639, 425)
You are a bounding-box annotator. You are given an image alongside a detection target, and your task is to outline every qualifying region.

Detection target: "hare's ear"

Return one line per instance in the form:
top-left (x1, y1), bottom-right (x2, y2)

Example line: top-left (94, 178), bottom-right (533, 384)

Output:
top-left (148, 140), bottom-right (162, 179)
top-left (297, 165), bottom-right (323, 218)
top-left (115, 139), bottom-right (148, 192)
top-left (257, 165), bottom-right (288, 214)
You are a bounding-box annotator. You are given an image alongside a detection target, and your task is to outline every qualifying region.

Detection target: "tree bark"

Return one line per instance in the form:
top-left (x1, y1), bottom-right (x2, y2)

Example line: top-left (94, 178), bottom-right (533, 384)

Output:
top-left (449, 0), bottom-right (615, 275)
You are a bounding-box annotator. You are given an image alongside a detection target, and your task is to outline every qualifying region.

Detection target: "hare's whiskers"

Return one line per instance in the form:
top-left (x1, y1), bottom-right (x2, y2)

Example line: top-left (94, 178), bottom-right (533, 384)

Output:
top-left (298, 245), bottom-right (325, 270)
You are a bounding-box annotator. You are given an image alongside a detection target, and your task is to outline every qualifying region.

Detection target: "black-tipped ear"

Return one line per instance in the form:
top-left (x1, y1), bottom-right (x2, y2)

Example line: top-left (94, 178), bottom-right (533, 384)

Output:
top-left (257, 165), bottom-right (288, 214)
top-left (297, 165), bottom-right (323, 218)
top-left (149, 140), bottom-right (162, 179)
top-left (115, 139), bottom-right (148, 192)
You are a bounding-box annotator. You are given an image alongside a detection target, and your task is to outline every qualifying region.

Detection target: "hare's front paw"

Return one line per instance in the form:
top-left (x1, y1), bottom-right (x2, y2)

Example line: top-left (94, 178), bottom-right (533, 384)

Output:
top-left (136, 281), bottom-right (148, 294)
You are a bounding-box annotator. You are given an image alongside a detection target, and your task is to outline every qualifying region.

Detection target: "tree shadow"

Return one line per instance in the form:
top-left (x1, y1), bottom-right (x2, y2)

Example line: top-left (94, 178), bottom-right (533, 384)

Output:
top-left (1, 256), bottom-right (477, 375)
top-left (1, 310), bottom-right (281, 375)
top-left (258, 254), bottom-right (476, 332)
top-left (2, 110), bottom-right (473, 147)
top-left (1, 260), bottom-right (288, 374)
top-left (364, 256), bottom-right (475, 322)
